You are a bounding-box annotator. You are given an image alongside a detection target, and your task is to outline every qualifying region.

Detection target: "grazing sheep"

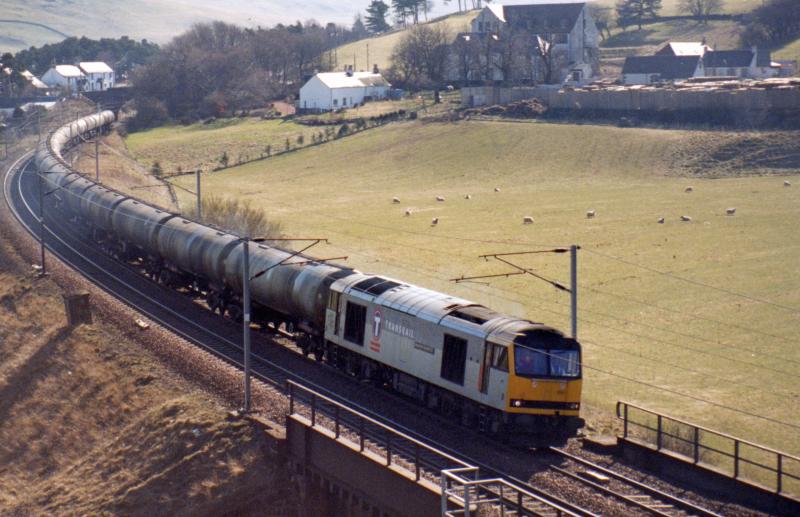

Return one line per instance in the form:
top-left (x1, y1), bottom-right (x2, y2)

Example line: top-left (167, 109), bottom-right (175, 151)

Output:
top-left (436, 195), bottom-right (445, 202)
top-left (404, 208), bottom-right (412, 217)
top-left (464, 194), bottom-right (472, 200)
top-left (680, 215), bottom-right (692, 222)
top-left (494, 187), bottom-right (501, 192)
top-left (523, 216), bottom-right (534, 225)
top-left (785, 180), bottom-right (792, 187)
top-left (392, 196), bottom-right (400, 204)
top-left (657, 217), bottom-right (665, 224)
top-left (685, 186), bottom-right (694, 193)
top-left (431, 217), bottom-right (439, 226)
top-left (586, 210), bottom-right (596, 219)
top-left (726, 207), bottom-right (737, 216)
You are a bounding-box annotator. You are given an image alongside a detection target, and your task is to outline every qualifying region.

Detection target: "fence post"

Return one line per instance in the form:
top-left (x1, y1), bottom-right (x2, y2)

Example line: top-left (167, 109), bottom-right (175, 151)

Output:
top-left (777, 454), bottom-right (783, 494)
top-left (335, 405), bottom-right (340, 438)
top-left (441, 475), bottom-right (449, 516)
top-left (386, 430), bottom-right (392, 466)
top-left (415, 443), bottom-right (421, 481)
top-left (623, 403), bottom-right (629, 438)
top-left (657, 415), bottom-right (663, 450)
top-left (693, 427), bottom-right (700, 464)
top-left (499, 484), bottom-right (505, 517)
top-left (734, 440), bottom-right (740, 479)
top-left (359, 418), bottom-right (365, 452)
top-left (288, 383), bottom-right (294, 414)
top-left (311, 393), bottom-right (316, 427)
top-left (464, 480), bottom-right (471, 517)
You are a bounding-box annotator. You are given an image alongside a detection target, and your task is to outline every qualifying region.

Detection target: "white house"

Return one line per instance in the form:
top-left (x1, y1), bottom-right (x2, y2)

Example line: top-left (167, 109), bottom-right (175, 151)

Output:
top-left (703, 48), bottom-right (778, 79)
top-left (298, 67), bottom-right (391, 113)
top-left (41, 65), bottom-right (85, 91)
top-left (79, 62), bottom-right (115, 91)
top-left (656, 42), bottom-right (709, 57)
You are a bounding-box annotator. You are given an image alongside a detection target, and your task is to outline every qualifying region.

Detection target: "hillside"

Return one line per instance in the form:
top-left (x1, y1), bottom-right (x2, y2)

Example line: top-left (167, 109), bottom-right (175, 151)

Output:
top-left (160, 119), bottom-right (800, 456)
top-left (0, 220), bottom-right (297, 515)
top-left (0, 0), bottom-right (369, 53)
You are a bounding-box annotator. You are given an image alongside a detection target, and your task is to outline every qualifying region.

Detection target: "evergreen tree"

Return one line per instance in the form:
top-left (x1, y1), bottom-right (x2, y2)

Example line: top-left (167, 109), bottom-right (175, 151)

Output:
top-left (365, 0), bottom-right (391, 34)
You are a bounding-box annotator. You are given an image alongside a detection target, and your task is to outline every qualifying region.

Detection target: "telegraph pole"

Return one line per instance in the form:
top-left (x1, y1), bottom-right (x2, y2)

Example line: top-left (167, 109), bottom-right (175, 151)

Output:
top-left (95, 102), bottom-right (100, 182)
top-left (242, 238), bottom-right (252, 413)
top-left (570, 245), bottom-right (578, 339)
top-left (195, 169), bottom-right (202, 220)
top-left (38, 167), bottom-right (46, 276)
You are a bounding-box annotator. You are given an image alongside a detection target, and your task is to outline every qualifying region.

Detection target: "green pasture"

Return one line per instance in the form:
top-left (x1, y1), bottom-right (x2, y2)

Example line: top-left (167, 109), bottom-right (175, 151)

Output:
top-left (166, 119), bottom-right (800, 456)
top-left (124, 118), bottom-right (338, 175)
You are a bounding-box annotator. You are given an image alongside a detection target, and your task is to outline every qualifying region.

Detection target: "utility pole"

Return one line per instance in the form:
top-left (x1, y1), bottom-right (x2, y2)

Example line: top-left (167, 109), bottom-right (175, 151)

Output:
top-left (195, 169), bottom-right (202, 220)
top-left (570, 245), bottom-right (578, 339)
top-left (242, 238), bottom-right (252, 413)
top-left (38, 167), bottom-right (46, 276)
top-left (95, 102), bottom-right (100, 182)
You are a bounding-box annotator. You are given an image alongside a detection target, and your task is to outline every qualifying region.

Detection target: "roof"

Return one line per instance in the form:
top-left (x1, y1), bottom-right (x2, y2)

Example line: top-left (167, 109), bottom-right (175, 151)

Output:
top-left (313, 71), bottom-right (390, 89)
top-left (52, 65), bottom-right (84, 78)
top-left (703, 50), bottom-right (753, 68)
top-left (79, 61), bottom-right (113, 74)
top-left (622, 55), bottom-right (701, 79)
top-left (21, 70), bottom-right (48, 89)
top-left (487, 1), bottom-right (585, 32)
top-left (657, 42), bottom-right (707, 57)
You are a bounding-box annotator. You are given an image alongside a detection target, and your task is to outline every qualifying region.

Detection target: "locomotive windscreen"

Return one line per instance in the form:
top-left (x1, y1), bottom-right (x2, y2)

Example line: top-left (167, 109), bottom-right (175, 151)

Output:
top-left (513, 330), bottom-right (580, 379)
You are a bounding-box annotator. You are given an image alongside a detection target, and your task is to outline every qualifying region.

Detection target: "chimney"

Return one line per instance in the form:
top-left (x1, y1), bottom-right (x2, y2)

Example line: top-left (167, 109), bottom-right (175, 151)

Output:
top-left (346, 65), bottom-right (353, 77)
top-left (373, 63), bottom-right (379, 74)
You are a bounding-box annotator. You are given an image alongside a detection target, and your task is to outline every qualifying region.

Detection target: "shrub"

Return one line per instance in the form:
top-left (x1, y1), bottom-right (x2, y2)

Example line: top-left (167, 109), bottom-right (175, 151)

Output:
top-left (200, 195), bottom-right (282, 239)
top-left (219, 151), bottom-right (229, 168)
top-left (151, 161), bottom-right (163, 177)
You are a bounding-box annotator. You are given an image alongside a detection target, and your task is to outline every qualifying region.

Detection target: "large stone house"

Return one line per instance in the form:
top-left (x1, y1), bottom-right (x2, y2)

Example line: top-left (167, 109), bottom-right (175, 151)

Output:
top-left (448, 1), bottom-right (600, 85)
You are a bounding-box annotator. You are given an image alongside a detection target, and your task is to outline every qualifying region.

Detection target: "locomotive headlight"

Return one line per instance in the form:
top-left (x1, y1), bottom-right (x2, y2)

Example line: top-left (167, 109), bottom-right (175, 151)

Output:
top-left (513, 400), bottom-right (522, 407)
top-left (569, 403), bottom-right (580, 410)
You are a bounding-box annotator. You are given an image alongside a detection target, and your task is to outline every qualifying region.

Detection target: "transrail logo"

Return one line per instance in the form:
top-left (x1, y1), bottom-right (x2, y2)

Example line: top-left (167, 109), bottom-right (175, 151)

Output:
top-left (370, 308), bottom-right (382, 352)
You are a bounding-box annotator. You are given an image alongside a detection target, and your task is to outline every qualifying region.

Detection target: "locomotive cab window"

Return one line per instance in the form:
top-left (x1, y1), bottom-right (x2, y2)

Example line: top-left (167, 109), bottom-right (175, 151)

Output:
top-left (327, 291), bottom-right (340, 311)
top-left (440, 334), bottom-right (467, 385)
top-left (489, 343), bottom-right (508, 372)
top-left (343, 301), bottom-right (366, 346)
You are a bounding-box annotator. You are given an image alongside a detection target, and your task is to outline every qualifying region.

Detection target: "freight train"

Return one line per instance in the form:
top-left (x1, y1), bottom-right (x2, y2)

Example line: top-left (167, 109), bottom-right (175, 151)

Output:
top-left (34, 111), bottom-right (582, 435)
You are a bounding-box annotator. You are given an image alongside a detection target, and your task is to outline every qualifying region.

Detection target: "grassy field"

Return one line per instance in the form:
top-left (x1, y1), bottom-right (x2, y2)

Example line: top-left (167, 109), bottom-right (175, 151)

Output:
top-left (167, 119), bottom-right (800, 456)
top-left (333, 11), bottom-right (477, 72)
top-left (125, 117), bottom-right (340, 175)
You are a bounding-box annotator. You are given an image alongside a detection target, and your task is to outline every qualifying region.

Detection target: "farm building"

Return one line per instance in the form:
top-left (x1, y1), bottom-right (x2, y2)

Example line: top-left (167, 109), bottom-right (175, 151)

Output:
top-left (20, 70), bottom-right (48, 90)
top-left (79, 62), bottom-right (115, 91)
top-left (41, 65), bottom-right (85, 91)
top-left (448, 1), bottom-right (601, 85)
top-left (622, 55), bottom-right (704, 85)
top-left (655, 41), bottom-right (709, 57)
top-left (703, 49), bottom-right (779, 79)
top-left (298, 67), bottom-right (391, 113)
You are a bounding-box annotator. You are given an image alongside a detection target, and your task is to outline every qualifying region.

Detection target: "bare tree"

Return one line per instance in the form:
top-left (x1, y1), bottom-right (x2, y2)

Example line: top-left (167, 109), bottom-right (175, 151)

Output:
top-left (680, 0), bottom-right (723, 24)
top-left (390, 24), bottom-right (451, 89)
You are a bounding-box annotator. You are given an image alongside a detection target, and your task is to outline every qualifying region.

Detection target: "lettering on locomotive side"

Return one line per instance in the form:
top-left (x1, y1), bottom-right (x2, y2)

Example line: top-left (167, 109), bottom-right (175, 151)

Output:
top-left (384, 316), bottom-right (415, 340)
top-left (414, 342), bottom-right (435, 354)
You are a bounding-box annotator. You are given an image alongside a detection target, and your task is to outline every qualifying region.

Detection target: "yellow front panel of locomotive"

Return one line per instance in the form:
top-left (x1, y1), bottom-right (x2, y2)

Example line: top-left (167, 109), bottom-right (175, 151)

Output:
top-left (505, 374), bottom-right (582, 416)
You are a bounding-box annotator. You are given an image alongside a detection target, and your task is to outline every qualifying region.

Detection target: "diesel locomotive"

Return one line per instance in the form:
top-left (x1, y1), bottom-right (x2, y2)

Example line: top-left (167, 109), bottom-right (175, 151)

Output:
top-left (35, 111), bottom-right (582, 434)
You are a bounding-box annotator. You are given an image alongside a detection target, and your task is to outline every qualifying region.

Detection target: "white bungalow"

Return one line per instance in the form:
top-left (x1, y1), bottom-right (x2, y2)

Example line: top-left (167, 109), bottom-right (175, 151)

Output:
top-left (41, 65), bottom-right (85, 91)
top-left (298, 67), bottom-right (391, 113)
top-left (79, 62), bottom-right (115, 91)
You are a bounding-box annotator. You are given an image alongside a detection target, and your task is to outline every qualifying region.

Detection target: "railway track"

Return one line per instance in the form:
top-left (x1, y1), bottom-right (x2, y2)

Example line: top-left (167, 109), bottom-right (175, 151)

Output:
top-left (3, 153), bottom-right (592, 516)
top-left (2, 151), bottom-right (740, 517)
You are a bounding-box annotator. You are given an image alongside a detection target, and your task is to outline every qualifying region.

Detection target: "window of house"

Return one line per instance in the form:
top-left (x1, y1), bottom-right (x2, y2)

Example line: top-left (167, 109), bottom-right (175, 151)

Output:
top-left (478, 21), bottom-right (484, 32)
top-left (333, 99), bottom-right (338, 106)
top-left (343, 97), bottom-right (347, 106)
top-left (344, 301), bottom-right (366, 346)
top-left (440, 334), bottom-right (468, 385)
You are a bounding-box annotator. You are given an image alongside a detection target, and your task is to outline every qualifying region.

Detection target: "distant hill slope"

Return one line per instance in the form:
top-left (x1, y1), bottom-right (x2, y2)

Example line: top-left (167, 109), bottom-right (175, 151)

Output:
top-left (333, 11), bottom-right (477, 73)
top-left (0, 0), bottom-right (368, 53)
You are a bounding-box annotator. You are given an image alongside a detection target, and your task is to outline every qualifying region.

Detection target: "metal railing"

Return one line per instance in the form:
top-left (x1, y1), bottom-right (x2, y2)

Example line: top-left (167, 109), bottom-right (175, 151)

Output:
top-left (617, 401), bottom-right (800, 498)
top-left (287, 381), bottom-right (585, 516)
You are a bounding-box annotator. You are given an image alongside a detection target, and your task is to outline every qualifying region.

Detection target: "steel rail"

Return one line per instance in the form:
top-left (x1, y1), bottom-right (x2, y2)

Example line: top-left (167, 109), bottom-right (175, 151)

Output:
top-left (3, 154), bottom-right (594, 517)
top-left (549, 447), bottom-right (725, 517)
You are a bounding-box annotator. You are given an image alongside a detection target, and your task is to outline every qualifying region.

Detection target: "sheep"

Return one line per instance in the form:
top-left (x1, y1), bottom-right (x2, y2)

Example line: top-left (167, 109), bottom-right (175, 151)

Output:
top-left (657, 217), bottom-right (665, 224)
top-left (436, 195), bottom-right (445, 202)
top-left (680, 215), bottom-right (692, 222)
top-left (392, 196), bottom-right (400, 204)
top-left (464, 194), bottom-right (472, 200)
top-left (586, 210), bottom-right (596, 219)
top-left (431, 217), bottom-right (439, 226)
top-left (494, 187), bottom-right (501, 192)
top-left (404, 208), bottom-right (412, 217)
top-left (523, 216), bottom-right (534, 225)
top-left (726, 207), bottom-right (737, 216)
top-left (685, 186), bottom-right (694, 193)
top-left (785, 180), bottom-right (792, 187)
